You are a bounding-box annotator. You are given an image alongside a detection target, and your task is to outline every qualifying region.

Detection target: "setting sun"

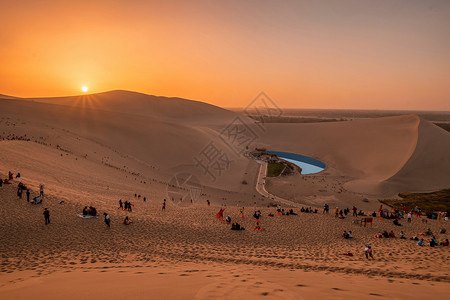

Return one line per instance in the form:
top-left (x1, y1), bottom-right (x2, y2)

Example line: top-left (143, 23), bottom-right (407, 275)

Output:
top-left (81, 86), bottom-right (88, 93)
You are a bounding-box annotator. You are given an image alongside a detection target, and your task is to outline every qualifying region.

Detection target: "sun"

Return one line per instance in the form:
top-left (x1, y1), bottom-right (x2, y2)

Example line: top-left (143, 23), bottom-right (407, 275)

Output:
top-left (81, 86), bottom-right (88, 93)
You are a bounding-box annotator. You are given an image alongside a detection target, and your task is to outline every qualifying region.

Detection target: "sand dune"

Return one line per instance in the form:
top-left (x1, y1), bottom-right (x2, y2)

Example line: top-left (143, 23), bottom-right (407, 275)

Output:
top-left (260, 114), bottom-right (450, 197)
top-left (1, 92), bottom-right (449, 204)
top-left (17, 90), bottom-right (239, 125)
top-left (1, 92), bottom-right (449, 299)
top-left (383, 119), bottom-right (450, 193)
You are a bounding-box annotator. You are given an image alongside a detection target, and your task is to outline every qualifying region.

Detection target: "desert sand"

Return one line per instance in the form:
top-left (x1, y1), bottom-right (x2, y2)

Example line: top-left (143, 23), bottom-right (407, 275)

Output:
top-left (1, 91), bottom-right (449, 299)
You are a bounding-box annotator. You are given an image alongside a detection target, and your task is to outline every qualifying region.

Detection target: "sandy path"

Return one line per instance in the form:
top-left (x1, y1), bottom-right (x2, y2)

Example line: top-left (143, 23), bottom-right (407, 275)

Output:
top-left (255, 161), bottom-right (304, 207)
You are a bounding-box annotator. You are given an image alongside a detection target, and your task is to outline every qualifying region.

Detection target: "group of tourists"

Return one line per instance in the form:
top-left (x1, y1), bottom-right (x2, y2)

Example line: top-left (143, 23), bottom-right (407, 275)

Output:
top-left (82, 206), bottom-right (98, 216)
top-left (118, 199), bottom-right (133, 211)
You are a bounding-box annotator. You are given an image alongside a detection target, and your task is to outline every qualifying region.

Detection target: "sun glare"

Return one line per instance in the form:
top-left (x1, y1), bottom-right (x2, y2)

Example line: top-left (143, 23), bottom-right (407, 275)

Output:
top-left (81, 86), bottom-right (88, 93)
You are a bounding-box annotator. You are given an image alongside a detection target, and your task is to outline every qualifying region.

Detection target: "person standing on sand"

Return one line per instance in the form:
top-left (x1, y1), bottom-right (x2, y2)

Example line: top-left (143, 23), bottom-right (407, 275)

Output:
top-left (43, 208), bottom-right (50, 225)
top-left (407, 212), bottom-right (412, 223)
top-left (26, 189), bottom-right (30, 202)
top-left (39, 184), bottom-right (44, 198)
top-left (119, 199), bottom-right (123, 210)
top-left (162, 199), bottom-right (166, 211)
top-left (334, 207), bottom-right (339, 217)
top-left (104, 213), bottom-right (111, 227)
top-left (17, 186), bottom-right (23, 198)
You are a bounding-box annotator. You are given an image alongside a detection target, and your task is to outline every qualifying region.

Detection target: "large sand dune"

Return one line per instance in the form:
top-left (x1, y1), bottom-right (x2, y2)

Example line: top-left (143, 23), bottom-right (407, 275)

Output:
top-left (1, 91), bottom-right (449, 299)
top-left (1, 91), bottom-right (449, 205)
top-left (259, 114), bottom-right (450, 198)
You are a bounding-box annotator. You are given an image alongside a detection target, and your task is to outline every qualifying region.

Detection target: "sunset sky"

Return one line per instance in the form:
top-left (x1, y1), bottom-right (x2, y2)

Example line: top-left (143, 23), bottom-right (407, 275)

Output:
top-left (1, 0), bottom-right (449, 110)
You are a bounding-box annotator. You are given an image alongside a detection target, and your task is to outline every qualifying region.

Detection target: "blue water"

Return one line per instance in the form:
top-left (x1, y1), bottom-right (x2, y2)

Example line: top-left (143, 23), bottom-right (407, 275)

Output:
top-left (267, 151), bottom-right (326, 175)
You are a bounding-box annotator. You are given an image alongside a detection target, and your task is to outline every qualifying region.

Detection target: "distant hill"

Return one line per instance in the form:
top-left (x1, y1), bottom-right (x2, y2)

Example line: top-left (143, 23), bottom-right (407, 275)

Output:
top-left (16, 90), bottom-right (240, 124)
top-left (0, 94), bottom-right (21, 100)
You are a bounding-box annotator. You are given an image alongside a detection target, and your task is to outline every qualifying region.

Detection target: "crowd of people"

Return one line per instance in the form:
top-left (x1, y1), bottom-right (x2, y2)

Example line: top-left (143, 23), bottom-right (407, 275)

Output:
top-left (2, 170), bottom-right (448, 261)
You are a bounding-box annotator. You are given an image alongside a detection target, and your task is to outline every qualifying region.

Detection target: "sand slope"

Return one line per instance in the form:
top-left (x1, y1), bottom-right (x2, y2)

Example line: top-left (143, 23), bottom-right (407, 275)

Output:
top-left (1, 91), bottom-right (449, 203)
top-left (259, 114), bottom-right (450, 197)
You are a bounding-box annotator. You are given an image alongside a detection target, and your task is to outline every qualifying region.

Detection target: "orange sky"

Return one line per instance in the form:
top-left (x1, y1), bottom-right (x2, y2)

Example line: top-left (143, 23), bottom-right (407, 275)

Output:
top-left (1, 0), bottom-right (449, 110)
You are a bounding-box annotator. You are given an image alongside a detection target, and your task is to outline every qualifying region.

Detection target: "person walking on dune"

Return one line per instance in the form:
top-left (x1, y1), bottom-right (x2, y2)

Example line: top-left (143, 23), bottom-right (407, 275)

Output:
top-left (43, 208), bottom-right (50, 225)
top-left (26, 188), bottom-right (30, 202)
top-left (364, 245), bottom-right (373, 259)
top-left (104, 212), bottom-right (111, 227)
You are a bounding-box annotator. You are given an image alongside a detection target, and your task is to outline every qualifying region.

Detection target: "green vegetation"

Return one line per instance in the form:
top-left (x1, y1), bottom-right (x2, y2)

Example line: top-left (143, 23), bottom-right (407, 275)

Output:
top-left (380, 189), bottom-right (450, 214)
top-left (267, 162), bottom-right (285, 177)
top-left (248, 115), bottom-right (343, 123)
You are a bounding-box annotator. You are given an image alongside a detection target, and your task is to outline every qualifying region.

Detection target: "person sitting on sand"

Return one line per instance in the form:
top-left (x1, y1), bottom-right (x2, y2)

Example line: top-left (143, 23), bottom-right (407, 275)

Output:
top-left (417, 239), bottom-right (424, 246)
top-left (400, 231), bottom-right (406, 239)
top-left (289, 209), bottom-right (297, 215)
top-left (253, 222), bottom-right (262, 231)
top-left (364, 245), bottom-right (373, 259)
top-left (348, 231), bottom-right (353, 238)
top-left (357, 210), bottom-right (365, 216)
top-left (343, 231), bottom-right (349, 239)
top-left (231, 223), bottom-right (245, 231)
top-left (430, 238), bottom-right (437, 247)
top-left (393, 219), bottom-right (401, 226)
top-left (89, 206), bottom-right (97, 216)
top-left (382, 231), bottom-right (389, 238)
top-left (82, 206), bottom-right (88, 216)
top-left (371, 211), bottom-right (377, 217)
top-left (31, 196), bottom-right (42, 204)
top-left (440, 239), bottom-right (449, 246)
top-left (225, 216), bottom-right (231, 224)
top-left (123, 216), bottom-right (132, 225)
top-left (426, 228), bottom-right (433, 235)
top-left (301, 207), bottom-right (305, 213)
top-left (388, 231), bottom-right (396, 238)
top-left (410, 236), bottom-right (419, 241)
